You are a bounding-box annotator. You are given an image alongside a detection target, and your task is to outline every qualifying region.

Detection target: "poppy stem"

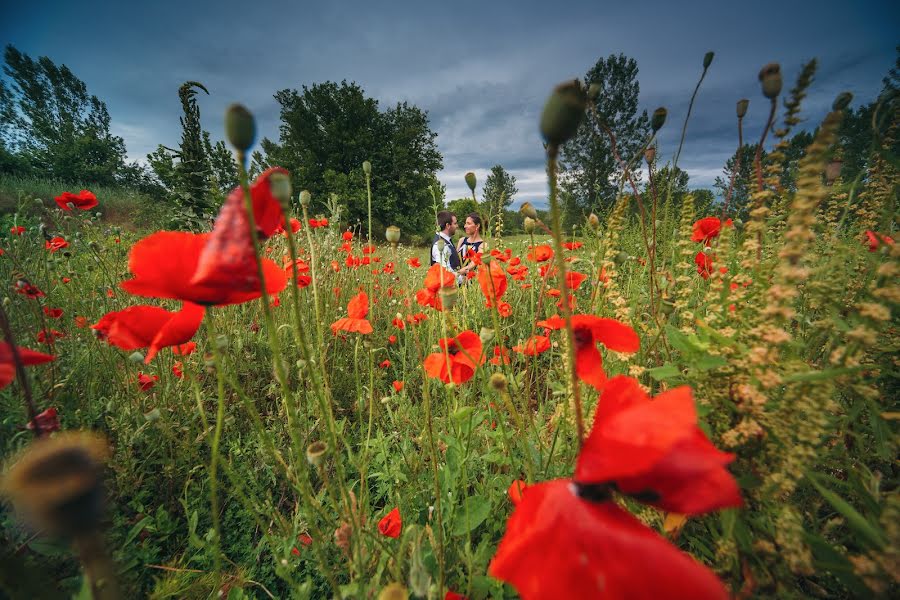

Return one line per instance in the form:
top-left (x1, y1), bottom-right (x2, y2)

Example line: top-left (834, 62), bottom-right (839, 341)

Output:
top-left (545, 145), bottom-right (586, 445)
top-left (0, 302), bottom-right (42, 436)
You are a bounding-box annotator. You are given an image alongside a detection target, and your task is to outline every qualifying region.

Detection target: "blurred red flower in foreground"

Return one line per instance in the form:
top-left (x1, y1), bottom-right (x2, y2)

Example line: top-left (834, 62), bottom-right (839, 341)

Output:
top-left (137, 372), bottom-right (159, 391)
top-left (423, 330), bottom-right (483, 384)
top-left (695, 251), bottom-right (713, 279)
top-left (331, 292), bottom-right (373, 335)
top-left (576, 376), bottom-right (742, 515)
top-left (478, 260), bottom-right (508, 308)
top-left (513, 335), bottom-right (550, 356)
top-left (55, 189), bottom-right (98, 211)
top-left (526, 244), bottom-right (553, 262)
top-left (488, 479), bottom-right (729, 599)
top-left (508, 479), bottom-right (528, 505)
top-left (0, 342), bottom-right (55, 390)
top-left (691, 217), bottom-right (721, 243)
top-left (93, 303), bottom-right (205, 362)
top-left (26, 407), bottom-right (60, 433)
top-left (864, 230), bottom-right (894, 252)
top-left (416, 263), bottom-right (456, 310)
top-left (378, 507), bottom-right (402, 538)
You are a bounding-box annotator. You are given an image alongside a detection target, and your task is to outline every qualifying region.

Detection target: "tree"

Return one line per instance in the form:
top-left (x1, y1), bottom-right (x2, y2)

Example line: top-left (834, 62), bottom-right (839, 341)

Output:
top-left (173, 81), bottom-right (212, 218)
top-left (261, 81), bottom-right (443, 240)
top-left (0, 44), bottom-right (127, 184)
top-left (714, 143), bottom-right (764, 219)
top-left (560, 54), bottom-right (650, 223)
top-left (481, 164), bottom-right (518, 233)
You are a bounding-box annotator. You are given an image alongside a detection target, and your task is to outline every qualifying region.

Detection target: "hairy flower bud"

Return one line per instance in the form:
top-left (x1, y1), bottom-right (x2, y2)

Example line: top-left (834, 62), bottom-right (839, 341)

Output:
top-left (644, 146), bottom-right (656, 164)
top-left (758, 63), bottom-right (782, 99)
top-left (519, 202), bottom-right (538, 220)
top-left (832, 92), bottom-right (853, 112)
top-left (378, 583), bottom-right (409, 600)
top-left (438, 286), bottom-right (459, 309)
top-left (540, 80), bottom-right (588, 148)
top-left (523, 217), bottom-right (536, 234)
top-left (489, 372), bottom-right (508, 392)
top-left (299, 190), bottom-right (311, 207)
top-left (588, 212), bottom-right (600, 230)
top-left (306, 441), bottom-right (328, 467)
top-left (736, 99), bottom-right (749, 119)
top-left (703, 51), bottom-right (714, 69)
top-left (465, 172), bottom-right (477, 192)
top-left (651, 107), bottom-right (668, 132)
top-left (362, 160), bottom-right (372, 176)
top-left (224, 103), bottom-right (256, 152)
top-left (268, 171), bottom-right (293, 206)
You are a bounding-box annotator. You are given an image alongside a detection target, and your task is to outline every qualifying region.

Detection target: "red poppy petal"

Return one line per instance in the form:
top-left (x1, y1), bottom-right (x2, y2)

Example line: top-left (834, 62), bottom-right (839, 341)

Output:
top-left (423, 352), bottom-right (449, 382)
top-left (146, 302), bottom-right (205, 363)
top-left (122, 232), bottom-right (207, 301)
top-left (97, 305), bottom-right (174, 350)
top-left (587, 317), bottom-right (640, 353)
top-left (574, 342), bottom-right (606, 389)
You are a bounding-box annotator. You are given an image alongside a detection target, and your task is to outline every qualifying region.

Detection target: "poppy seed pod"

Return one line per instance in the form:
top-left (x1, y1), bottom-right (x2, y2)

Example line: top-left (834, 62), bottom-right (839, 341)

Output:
top-left (588, 212), bottom-right (600, 230)
top-left (832, 92), bottom-right (853, 112)
top-left (224, 103), bottom-right (256, 152)
top-left (519, 202), bottom-right (538, 220)
top-left (385, 225), bottom-right (401, 245)
top-left (362, 160), bottom-right (372, 176)
top-left (703, 51), bottom-right (714, 69)
top-left (540, 80), bottom-right (588, 147)
top-left (651, 107), bottom-right (668, 133)
top-left (644, 147), bottom-right (656, 164)
top-left (378, 583), bottom-right (409, 600)
top-left (299, 190), bottom-right (311, 207)
top-left (758, 63), bottom-right (782, 99)
top-left (268, 171), bottom-right (293, 206)
top-left (523, 217), bottom-right (536, 234)
top-left (587, 82), bottom-right (601, 101)
top-left (736, 99), bottom-right (749, 119)
top-left (465, 171), bottom-right (477, 192)
top-left (438, 286), bottom-right (459, 309)
top-left (1, 432), bottom-right (109, 538)
top-left (305, 441), bottom-right (328, 467)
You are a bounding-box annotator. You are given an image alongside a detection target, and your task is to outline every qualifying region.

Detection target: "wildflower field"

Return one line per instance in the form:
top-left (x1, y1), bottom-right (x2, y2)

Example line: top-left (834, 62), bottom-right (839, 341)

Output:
top-left (0, 57), bottom-right (898, 600)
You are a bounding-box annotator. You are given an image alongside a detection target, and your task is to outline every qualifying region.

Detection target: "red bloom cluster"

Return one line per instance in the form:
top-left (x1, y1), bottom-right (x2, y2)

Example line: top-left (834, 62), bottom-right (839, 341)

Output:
top-left (423, 330), bottom-right (483, 384)
top-left (331, 292), bottom-right (373, 335)
top-left (55, 189), bottom-right (98, 211)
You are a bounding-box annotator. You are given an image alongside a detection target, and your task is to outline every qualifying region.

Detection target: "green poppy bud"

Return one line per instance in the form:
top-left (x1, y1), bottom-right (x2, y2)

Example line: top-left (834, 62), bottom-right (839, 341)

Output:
top-left (758, 63), bottom-right (782, 99)
top-left (299, 190), bottom-right (311, 207)
top-left (128, 351), bottom-right (145, 363)
top-left (268, 172), bottom-right (292, 206)
top-left (519, 202), bottom-right (538, 220)
top-left (465, 171), bottom-right (477, 192)
top-left (832, 92), bottom-right (853, 112)
top-left (587, 83), bottom-right (601, 101)
top-left (363, 160), bottom-right (372, 176)
top-left (438, 286), bottom-right (459, 309)
top-left (644, 147), bottom-right (656, 164)
top-left (736, 99), bottom-right (749, 119)
top-left (703, 52), bottom-right (714, 70)
top-left (224, 103), bottom-right (256, 152)
top-left (614, 251), bottom-right (628, 265)
top-left (651, 107), bottom-right (668, 132)
top-left (540, 80), bottom-right (588, 148)
top-left (523, 217), bottom-right (536, 234)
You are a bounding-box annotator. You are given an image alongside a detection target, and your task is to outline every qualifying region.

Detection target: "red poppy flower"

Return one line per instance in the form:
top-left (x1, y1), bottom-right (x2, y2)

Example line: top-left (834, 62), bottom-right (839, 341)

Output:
top-left (565, 315), bottom-right (640, 390)
top-left (406, 312), bottom-right (428, 325)
top-left (309, 218), bottom-right (328, 228)
top-left (43, 307), bottom-right (63, 319)
top-left (172, 361), bottom-right (184, 378)
top-left (45, 237), bottom-right (69, 253)
top-left (331, 292), bottom-right (373, 335)
top-left (137, 372), bottom-right (159, 391)
top-left (283, 257), bottom-right (312, 288)
top-left (122, 231), bottom-right (286, 306)
top-left (291, 533), bottom-right (314, 556)
top-left (490, 346), bottom-right (511, 365)
top-left (478, 260), bottom-right (508, 307)
top-left (406, 257), bottom-right (421, 268)
top-left (380, 359), bottom-right (391, 368)
top-left (342, 231), bottom-right (353, 241)
top-left (527, 245), bottom-right (554, 262)
top-left (93, 302), bottom-right (204, 363)
top-left (575, 376), bottom-right (742, 515)
top-left (497, 301), bottom-right (512, 318)
top-left (172, 341), bottom-right (196, 355)
top-left (695, 251), bottom-right (713, 279)
top-left (864, 230), bottom-right (895, 251)
top-left (388, 334), bottom-right (397, 344)
top-left (423, 330), bottom-right (483, 384)
top-left (26, 406), bottom-right (60, 433)
top-left (488, 479), bottom-right (729, 600)
top-left (37, 329), bottom-right (65, 343)
top-left (14, 279), bottom-right (44, 299)
top-left (691, 217), bottom-right (721, 243)
top-left (563, 241), bottom-right (583, 251)
top-left (392, 317), bottom-right (406, 330)
top-left (74, 316), bottom-right (89, 328)
top-left (285, 217), bottom-right (302, 234)
top-left (0, 343), bottom-right (55, 390)
top-left (508, 479), bottom-right (528, 505)
top-left (417, 263), bottom-right (456, 310)
top-left (62, 277), bottom-right (71, 284)
top-left (392, 380), bottom-right (404, 393)
top-left (535, 315), bottom-right (565, 331)
top-left (378, 507), bottom-right (402, 538)
top-left (55, 190), bottom-right (98, 211)
top-left (513, 335), bottom-right (551, 356)
top-left (565, 271), bottom-right (587, 290)
top-left (10, 225), bottom-right (25, 235)
top-left (445, 592), bottom-right (467, 600)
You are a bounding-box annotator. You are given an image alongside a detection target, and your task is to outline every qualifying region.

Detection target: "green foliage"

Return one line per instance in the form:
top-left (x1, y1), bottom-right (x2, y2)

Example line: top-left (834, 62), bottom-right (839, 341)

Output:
top-left (0, 45), bottom-right (127, 185)
top-left (481, 165), bottom-right (517, 233)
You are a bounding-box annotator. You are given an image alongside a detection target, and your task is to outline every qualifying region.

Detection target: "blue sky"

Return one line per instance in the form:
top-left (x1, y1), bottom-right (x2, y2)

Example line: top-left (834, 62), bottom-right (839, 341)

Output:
top-left (3, 0), bottom-right (897, 207)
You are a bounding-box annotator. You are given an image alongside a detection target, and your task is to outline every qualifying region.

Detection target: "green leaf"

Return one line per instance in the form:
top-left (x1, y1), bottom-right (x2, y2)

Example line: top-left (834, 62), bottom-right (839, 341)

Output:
top-left (694, 355), bottom-right (727, 371)
top-left (451, 406), bottom-right (475, 425)
top-left (804, 533), bottom-right (870, 597)
top-left (806, 473), bottom-right (887, 550)
top-left (451, 494), bottom-right (492, 536)
top-left (648, 364), bottom-right (680, 381)
top-left (783, 366), bottom-right (865, 383)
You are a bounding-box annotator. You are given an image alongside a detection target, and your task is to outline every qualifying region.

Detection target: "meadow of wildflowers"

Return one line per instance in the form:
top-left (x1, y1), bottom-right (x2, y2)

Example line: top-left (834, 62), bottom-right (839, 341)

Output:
top-left (0, 57), bottom-right (897, 600)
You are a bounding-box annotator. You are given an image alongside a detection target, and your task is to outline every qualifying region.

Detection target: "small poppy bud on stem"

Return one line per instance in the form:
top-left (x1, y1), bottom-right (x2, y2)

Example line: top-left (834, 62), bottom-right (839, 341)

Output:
top-left (736, 99), bottom-right (749, 119)
top-left (519, 202), bottom-right (538, 220)
top-left (758, 63), bottom-right (782, 99)
top-left (703, 51), bottom-right (714, 70)
top-left (465, 171), bottom-right (477, 193)
top-left (644, 147), bottom-right (656, 164)
top-left (651, 107), bottom-right (668, 133)
top-left (362, 160), bottom-right (372, 176)
top-left (540, 80), bottom-right (588, 152)
top-left (523, 217), bottom-right (536, 234)
top-left (588, 213), bottom-right (600, 230)
top-left (268, 172), bottom-right (293, 206)
top-left (438, 286), bottom-right (459, 309)
top-left (306, 441), bottom-right (328, 467)
top-left (489, 372), bottom-right (508, 392)
top-left (224, 103), bottom-right (256, 153)
top-left (299, 190), bottom-right (311, 207)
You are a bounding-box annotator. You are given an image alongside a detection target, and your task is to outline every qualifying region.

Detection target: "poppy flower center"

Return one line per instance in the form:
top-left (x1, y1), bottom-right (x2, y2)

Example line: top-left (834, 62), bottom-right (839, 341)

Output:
top-left (573, 327), bottom-right (592, 348)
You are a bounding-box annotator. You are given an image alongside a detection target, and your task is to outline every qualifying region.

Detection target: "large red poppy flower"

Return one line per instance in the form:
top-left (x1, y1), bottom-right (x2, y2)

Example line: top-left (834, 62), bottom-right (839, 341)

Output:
top-left (0, 343), bottom-right (55, 390)
top-left (378, 507), bottom-right (402, 538)
top-left (122, 231), bottom-right (286, 306)
top-left (45, 237), bottom-right (69, 253)
top-left (575, 376), bottom-right (741, 515)
top-left (55, 190), bottom-right (98, 211)
top-left (691, 217), bottom-right (721, 243)
top-left (416, 263), bottom-right (456, 310)
top-left (423, 330), bottom-right (483, 384)
top-left (331, 292), bottom-right (373, 335)
top-left (526, 245), bottom-right (554, 263)
top-left (557, 315), bottom-right (640, 389)
top-left (478, 260), bottom-right (508, 307)
top-left (489, 479), bottom-right (729, 599)
top-left (93, 302), bottom-right (205, 363)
